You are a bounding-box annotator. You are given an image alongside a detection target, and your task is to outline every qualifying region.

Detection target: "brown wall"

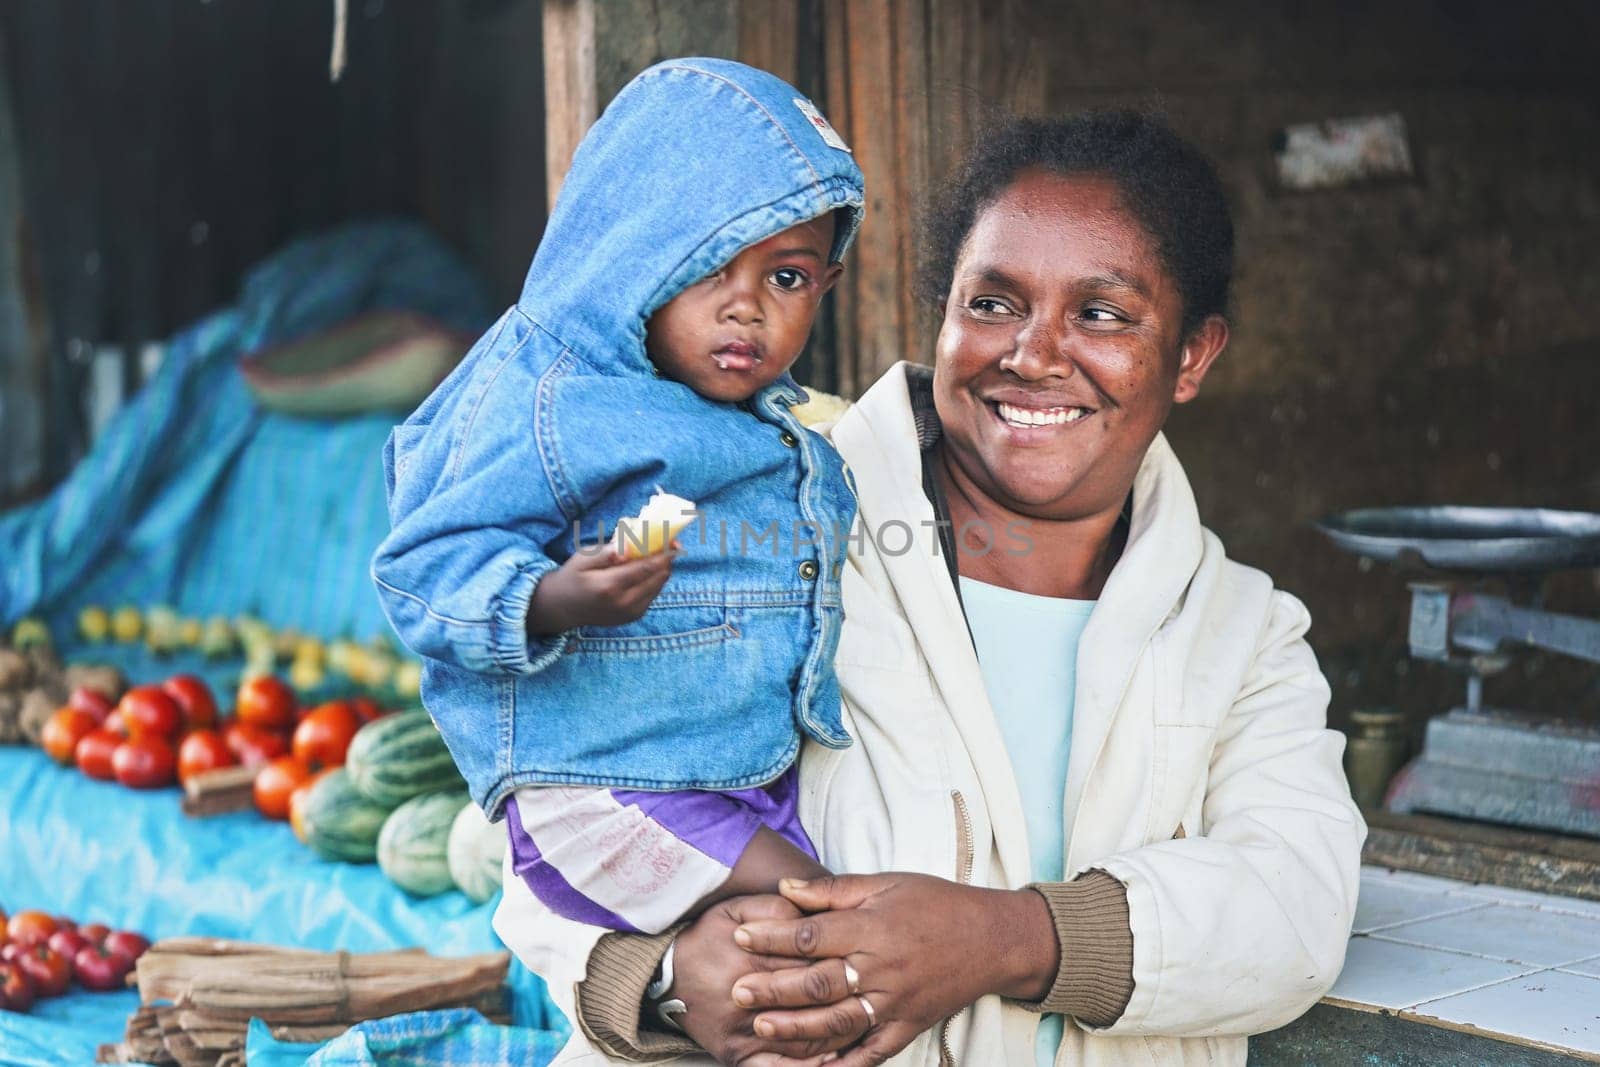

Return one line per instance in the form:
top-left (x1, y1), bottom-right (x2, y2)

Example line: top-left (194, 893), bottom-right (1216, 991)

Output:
top-left (1014, 0), bottom-right (1600, 731)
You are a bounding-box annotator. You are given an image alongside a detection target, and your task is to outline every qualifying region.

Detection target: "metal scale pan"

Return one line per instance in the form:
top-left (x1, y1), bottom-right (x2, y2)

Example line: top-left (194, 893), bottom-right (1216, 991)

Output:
top-left (1316, 506), bottom-right (1600, 573)
top-left (1316, 505), bottom-right (1600, 839)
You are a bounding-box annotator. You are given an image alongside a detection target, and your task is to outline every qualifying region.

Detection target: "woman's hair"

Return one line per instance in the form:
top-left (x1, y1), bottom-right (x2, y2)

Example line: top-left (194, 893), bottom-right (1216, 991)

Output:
top-left (919, 109), bottom-right (1235, 337)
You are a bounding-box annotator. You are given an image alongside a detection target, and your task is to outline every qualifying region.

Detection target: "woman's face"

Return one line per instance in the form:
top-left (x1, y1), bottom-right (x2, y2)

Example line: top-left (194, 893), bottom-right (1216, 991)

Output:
top-left (932, 169), bottom-right (1227, 523)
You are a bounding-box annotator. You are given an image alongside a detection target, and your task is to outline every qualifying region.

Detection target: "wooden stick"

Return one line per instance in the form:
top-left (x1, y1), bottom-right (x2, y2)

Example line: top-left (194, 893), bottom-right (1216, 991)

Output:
top-left (180, 766), bottom-right (260, 817)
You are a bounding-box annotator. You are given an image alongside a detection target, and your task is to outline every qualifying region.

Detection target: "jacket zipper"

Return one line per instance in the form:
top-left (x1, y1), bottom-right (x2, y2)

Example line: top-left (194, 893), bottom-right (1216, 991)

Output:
top-left (938, 790), bottom-right (975, 1067)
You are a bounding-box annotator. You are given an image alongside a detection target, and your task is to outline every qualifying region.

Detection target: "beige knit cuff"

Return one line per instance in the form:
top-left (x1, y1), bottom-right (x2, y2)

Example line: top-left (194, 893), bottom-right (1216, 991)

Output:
top-left (1019, 870), bottom-right (1135, 1027)
top-left (575, 927), bottom-right (700, 1061)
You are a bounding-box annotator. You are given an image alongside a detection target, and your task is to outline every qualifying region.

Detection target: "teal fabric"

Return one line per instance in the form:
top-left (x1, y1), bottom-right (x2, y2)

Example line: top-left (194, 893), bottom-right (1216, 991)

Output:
top-left (958, 576), bottom-right (1094, 1067)
top-left (0, 220), bottom-right (492, 642)
top-left (0, 745), bottom-right (567, 1067)
top-left (246, 1008), bottom-right (565, 1066)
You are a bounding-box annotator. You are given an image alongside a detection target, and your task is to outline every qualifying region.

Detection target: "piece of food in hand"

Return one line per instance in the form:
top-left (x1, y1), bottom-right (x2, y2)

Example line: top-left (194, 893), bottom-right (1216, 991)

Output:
top-left (611, 490), bottom-right (697, 559)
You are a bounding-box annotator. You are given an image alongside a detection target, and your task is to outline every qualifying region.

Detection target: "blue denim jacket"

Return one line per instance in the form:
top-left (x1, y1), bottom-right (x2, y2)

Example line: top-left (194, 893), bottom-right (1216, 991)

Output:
top-left (372, 59), bottom-right (865, 817)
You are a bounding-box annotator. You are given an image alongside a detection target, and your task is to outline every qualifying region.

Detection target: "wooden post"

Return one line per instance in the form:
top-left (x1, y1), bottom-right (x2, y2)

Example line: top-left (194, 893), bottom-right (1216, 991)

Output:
top-left (542, 0), bottom-right (597, 212)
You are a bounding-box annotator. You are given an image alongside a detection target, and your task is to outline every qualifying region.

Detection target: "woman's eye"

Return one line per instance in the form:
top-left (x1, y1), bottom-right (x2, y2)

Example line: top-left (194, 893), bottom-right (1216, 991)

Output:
top-left (970, 297), bottom-right (1015, 317)
top-left (771, 267), bottom-right (809, 291)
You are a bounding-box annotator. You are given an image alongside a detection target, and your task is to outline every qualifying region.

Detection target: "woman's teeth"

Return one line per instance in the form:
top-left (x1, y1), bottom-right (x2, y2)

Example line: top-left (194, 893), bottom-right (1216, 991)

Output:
top-left (996, 401), bottom-right (1090, 427)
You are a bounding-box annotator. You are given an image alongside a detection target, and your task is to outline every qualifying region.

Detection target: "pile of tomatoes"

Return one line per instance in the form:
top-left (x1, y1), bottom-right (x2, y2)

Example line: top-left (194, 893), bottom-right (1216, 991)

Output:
top-left (0, 908), bottom-right (150, 1012)
top-left (39, 674), bottom-right (383, 796)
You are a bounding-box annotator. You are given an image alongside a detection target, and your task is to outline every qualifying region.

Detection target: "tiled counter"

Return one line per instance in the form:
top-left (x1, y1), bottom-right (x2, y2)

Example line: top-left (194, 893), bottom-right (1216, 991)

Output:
top-left (1251, 867), bottom-right (1600, 1064)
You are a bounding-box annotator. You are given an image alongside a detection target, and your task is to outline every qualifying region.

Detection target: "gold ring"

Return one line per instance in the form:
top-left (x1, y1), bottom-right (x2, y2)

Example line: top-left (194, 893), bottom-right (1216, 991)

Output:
top-left (858, 994), bottom-right (877, 1030)
top-left (842, 960), bottom-right (861, 996)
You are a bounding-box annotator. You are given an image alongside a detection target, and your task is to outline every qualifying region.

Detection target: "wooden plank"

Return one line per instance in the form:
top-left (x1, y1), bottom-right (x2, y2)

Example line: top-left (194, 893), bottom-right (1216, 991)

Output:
top-left (542, 0), bottom-right (597, 211)
top-left (1362, 809), bottom-right (1600, 902)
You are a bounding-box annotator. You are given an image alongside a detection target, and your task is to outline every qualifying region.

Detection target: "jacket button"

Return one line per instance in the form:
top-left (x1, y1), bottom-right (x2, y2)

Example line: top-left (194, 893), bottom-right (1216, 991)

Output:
top-left (779, 430), bottom-right (799, 448)
top-left (798, 560), bottom-right (819, 581)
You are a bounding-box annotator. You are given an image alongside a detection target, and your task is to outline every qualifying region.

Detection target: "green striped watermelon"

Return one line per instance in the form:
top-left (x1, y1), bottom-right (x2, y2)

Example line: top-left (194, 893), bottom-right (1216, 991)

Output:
top-left (378, 790), bottom-right (468, 896)
top-left (345, 708), bottom-right (465, 808)
top-left (300, 768), bottom-right (391, 863)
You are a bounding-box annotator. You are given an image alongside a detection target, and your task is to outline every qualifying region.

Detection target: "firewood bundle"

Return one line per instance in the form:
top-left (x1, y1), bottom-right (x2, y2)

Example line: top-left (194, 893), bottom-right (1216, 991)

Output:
top-left (97, 937), bottom-right (511, 1067)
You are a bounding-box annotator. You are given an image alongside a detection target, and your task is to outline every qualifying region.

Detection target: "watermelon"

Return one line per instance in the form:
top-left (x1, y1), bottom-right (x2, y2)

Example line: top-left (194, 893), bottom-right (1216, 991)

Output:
top-left (345, 708), bottom-right (465, 808)
top-left (446, 801), bottom-right (506, 904)
top-left (378, 790), bottom-right (469, 896)
top-left (300, 769), bottom-right (391, 863)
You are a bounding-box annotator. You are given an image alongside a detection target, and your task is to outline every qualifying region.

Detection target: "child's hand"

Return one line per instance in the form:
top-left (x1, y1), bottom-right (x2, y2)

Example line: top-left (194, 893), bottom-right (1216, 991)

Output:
top-left (527, 543), bottom-right (679, 636)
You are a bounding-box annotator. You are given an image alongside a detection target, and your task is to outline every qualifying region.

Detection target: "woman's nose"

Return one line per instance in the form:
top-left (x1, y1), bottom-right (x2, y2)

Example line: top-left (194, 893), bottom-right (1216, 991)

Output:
top-left (1001, 320), bottom-right (1073, 379)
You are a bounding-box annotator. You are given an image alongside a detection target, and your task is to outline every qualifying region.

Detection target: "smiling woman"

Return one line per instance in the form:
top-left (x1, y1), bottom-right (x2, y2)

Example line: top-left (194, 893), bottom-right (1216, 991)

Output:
top-left (508, 110), bottom-right (1363, 1067)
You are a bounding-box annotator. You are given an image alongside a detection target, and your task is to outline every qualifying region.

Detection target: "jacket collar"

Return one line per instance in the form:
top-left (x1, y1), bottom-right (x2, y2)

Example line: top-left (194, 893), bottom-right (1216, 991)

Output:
top-left (832, 362), bottom-right (1205, 882)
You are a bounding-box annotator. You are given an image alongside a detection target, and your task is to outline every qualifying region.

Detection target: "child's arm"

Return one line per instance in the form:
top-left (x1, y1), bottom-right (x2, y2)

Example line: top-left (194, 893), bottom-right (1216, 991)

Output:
top-left (687, 827), bottom-right (831, 919)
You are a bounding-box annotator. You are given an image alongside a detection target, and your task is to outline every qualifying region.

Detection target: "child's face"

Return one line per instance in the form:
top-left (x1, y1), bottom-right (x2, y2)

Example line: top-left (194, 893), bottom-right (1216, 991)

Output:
top-left (646, 215), bottom-right (843, 403)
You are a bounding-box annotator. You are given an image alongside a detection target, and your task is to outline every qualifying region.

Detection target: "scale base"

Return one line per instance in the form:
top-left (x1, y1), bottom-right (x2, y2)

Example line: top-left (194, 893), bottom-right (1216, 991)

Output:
top-left (1387, 708), bottom-right (1600, 839)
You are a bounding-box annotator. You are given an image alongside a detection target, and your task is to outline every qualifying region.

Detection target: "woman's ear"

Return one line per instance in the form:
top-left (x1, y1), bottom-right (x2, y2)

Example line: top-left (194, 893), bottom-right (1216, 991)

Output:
top-left (1173, 314), bottom-right (1229, 404)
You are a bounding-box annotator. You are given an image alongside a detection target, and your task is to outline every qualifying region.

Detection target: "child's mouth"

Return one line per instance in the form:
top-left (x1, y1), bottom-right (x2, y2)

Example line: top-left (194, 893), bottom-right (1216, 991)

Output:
top-left (712, 341), bottom-right (763, 371)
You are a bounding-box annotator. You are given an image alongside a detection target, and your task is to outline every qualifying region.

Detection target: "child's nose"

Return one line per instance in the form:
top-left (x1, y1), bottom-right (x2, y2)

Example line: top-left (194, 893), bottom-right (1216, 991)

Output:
top-left (719, 283), bottom-right (764, 326)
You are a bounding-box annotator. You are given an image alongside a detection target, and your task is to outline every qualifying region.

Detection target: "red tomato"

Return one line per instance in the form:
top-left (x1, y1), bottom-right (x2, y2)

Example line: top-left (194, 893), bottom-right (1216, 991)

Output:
top-left (72, 945), bottom-right (132, 992)
top-left (77, 923), bottom-right (111, 947)
top-left (102, 930), bottom-right (150, 962)
top-left (4, 911), bottom-right (57, 948)
top-left (46, 930), bottom-right (89, 962)
top-left (52, 917), bottom-right (75, 933)
top-left (116, 686), bottom-right (182, 740)
top-left (223, 722), bottom-right (290, 768)
top-left (176, 729), bottom-right (235, 786)
top-left (253, 755), bottom-right (313, 820)
top-left (41, 708), bottom-right (100, 765)
top-left (236, 676), bottom-right (296, 731)
top-left (74, 729), bottom-right (122, 781)
top-left (112, 736), bottom-right (177, 789)
top-left (102, 710), bottom-right (127, 736)
top-left (0, 960), bottom-right (33, 1012)
top-left (15, 946), bottom-right (69, 998)
top-left (162, 674), bottom-right (217, 731)
top-left (68, 687), bottom-right (115, 725)
top-left (291, 702), bottom-right (360, 770)
top-left (349, 696), bottom-right (384, 724)
top-left (0, 943), bottom-right (18, 963)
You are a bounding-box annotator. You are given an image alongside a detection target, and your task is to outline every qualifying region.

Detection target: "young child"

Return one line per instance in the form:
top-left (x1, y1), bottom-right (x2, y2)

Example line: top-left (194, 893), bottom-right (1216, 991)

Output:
top-left (372, 58), bottom-right (864, 935)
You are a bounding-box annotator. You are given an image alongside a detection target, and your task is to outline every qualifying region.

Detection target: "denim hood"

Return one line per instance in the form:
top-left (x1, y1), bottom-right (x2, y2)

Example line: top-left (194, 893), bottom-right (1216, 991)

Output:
top-left (517, 57), bottom-right (865, 377)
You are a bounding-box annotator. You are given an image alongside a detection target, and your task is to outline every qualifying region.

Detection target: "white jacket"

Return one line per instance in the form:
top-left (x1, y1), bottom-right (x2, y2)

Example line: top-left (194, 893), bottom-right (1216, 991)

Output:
top-left (496, 363), bottom-right (1365, 1066)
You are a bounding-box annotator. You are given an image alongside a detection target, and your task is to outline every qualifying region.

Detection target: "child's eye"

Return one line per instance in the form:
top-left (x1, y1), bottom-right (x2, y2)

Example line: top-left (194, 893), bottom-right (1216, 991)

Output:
top-left (771, 267), bottom-right (809, 291)
top-left (1081, 305), bottom-right (1126, 324)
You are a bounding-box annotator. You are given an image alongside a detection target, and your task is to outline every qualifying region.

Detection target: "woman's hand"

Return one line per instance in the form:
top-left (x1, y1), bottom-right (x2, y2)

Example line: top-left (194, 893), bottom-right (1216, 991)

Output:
top-left (670, 894), bottom-right (863, 1067)
top-left (729, 873), bottom-right (1059, 1067)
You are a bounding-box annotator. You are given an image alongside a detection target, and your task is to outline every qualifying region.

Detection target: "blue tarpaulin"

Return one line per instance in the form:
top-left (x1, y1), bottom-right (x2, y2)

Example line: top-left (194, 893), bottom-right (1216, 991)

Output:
top-left (0, 220), bottom-right (493, 639)
top-left (0, 745), bottom-right (568, 1066)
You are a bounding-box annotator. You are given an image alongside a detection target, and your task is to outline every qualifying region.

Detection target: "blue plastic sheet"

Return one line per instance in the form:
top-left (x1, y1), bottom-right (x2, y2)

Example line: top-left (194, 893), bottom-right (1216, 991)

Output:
top-left (247, 1009), bottom-right (565, 1067)
top-left (0, 747), bottom-right (568, 1067)
top-left (0, 220), bottom-right (494, 640)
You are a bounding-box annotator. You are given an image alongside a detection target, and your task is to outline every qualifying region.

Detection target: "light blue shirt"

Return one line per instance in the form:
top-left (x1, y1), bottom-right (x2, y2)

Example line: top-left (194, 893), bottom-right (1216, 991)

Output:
top-left (959, 576), bottom-right (1095, 1067)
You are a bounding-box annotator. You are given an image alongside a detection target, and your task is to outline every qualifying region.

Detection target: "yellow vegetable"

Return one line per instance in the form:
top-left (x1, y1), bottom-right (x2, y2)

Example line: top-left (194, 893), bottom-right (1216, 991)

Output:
top-left (178, 617), bottom-right (203, 647)
top-left (393, 660), bottom-right (423, 699)
top-left (78, 606), bottom-right (111, 643)
top-left (146, 605), bottom-right (182, 655)
top-left (111, 605), bottom-right (143, 643)
top-left (200, 616), bottom-right (237, 659)
top-left (289, 655), bottom-right (326, 691)
top-left (11, 617), bottom-right (51, 650)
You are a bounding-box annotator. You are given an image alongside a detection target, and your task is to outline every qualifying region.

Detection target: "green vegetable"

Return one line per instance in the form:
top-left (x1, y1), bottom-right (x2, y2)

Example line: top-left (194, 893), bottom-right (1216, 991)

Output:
top-left (345, 708), bottom-right (465, 808)
top-left (446, 801), bottom-right (505, 904)
top-left (300, 769), bottom-right (391, 863)
top-left (378, 790), bottom-right (468, 896)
